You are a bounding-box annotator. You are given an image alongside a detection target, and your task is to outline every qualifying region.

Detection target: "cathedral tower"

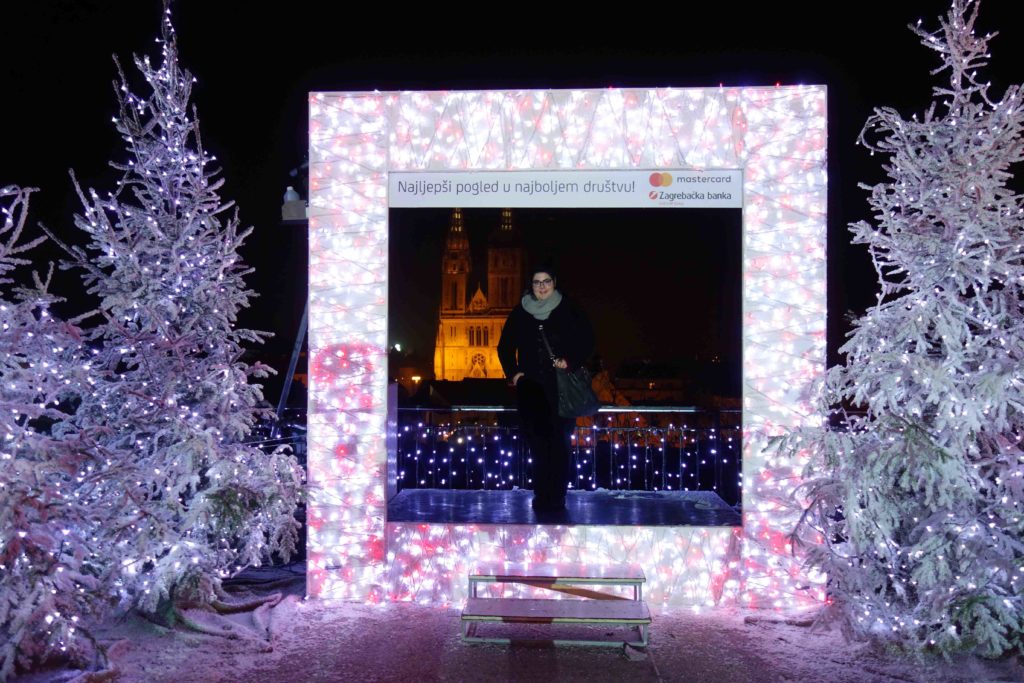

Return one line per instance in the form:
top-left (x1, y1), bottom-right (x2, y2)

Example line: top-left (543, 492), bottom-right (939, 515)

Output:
top-left (441, 208), bottom-right (470, 313)
top-left (487, 207), bottom-right (523, 309)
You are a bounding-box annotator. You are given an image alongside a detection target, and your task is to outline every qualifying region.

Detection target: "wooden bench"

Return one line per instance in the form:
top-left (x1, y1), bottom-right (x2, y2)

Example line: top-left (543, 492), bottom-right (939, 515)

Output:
top-left (461, 563), bottom-right (650, 647)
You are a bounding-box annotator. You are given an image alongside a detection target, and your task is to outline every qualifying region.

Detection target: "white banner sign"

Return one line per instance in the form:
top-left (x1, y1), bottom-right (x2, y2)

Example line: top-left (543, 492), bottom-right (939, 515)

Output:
top-left (388, 170), bottom-right (742, 208)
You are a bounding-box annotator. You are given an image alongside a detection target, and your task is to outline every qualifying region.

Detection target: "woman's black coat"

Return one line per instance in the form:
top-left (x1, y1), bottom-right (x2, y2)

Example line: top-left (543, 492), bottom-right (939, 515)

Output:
top-left (497, 296), bottom-right (594, 391)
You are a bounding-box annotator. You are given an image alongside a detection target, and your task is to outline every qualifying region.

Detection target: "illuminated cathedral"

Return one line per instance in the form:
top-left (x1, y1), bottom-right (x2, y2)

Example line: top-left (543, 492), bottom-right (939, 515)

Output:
top-left (433, 208), bottom-right (523, 381)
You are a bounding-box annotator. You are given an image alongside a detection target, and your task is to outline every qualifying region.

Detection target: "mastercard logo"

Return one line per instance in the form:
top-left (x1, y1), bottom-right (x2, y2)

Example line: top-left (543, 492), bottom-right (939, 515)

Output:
top-left (649, 172), bottom-right (673, 187)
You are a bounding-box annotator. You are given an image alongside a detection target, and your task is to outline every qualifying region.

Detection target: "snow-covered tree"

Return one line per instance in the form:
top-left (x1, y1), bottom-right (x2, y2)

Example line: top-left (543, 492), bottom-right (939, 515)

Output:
top-left (0, 187), bottom-right (112, 679)
top-left (773, 0), bottom-right (1024, 657)
top-left (56, 7), bottom-right (302, 617)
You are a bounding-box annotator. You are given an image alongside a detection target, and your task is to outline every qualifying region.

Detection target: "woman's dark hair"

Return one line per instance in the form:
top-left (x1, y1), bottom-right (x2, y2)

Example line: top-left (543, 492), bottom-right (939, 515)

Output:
top-left (528, 262), bottom-right (557, 282)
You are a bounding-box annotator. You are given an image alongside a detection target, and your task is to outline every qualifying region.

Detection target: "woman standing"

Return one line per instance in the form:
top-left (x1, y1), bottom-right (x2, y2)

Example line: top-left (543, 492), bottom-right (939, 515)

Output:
top-left (498, 266), bottom-right (594, 513)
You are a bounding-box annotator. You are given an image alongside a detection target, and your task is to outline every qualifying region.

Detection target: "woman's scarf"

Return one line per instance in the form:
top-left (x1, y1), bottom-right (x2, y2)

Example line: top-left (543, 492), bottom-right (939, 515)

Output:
top-left (521, 289), bottom-right (563, 320)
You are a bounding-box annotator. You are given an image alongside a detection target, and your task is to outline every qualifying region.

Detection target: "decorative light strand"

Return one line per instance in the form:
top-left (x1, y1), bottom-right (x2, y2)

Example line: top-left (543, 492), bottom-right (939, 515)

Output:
top-left (308, 86), bottom-right (827, 607)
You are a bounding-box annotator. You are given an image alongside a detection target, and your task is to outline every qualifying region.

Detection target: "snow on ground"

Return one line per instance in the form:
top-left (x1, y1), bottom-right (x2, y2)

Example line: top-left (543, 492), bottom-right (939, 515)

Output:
top-left (98, 602), bottom-right (1023, 682)
top-left (16, 594), bottom-right (1023, 683)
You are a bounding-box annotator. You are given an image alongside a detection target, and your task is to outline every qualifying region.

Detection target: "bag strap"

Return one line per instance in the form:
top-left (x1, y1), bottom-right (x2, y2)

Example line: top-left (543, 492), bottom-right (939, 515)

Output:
top-left (537, 324), bottom-right (557, 363)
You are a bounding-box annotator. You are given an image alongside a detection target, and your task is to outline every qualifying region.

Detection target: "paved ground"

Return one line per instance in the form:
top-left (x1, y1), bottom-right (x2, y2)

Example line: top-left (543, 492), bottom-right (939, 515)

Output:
top-left (31, 600), bottom-right (1017, 683)
top-left (13, 567), bottom-right (1022, 683)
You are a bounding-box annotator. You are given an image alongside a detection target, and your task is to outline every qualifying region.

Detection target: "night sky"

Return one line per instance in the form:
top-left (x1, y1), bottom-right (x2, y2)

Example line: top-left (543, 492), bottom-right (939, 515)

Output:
top-left (4, 1), bottom-right (1023, 391)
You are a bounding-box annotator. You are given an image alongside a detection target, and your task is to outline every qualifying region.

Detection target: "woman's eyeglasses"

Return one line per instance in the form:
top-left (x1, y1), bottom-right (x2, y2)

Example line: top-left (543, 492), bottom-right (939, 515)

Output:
top-left (532, 278), bottom-right (553, 287)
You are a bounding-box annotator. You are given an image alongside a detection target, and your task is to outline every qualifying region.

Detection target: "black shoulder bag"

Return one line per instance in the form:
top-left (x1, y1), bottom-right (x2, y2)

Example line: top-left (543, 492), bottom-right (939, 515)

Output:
top-left (537, 324), bottom-right (601, 419)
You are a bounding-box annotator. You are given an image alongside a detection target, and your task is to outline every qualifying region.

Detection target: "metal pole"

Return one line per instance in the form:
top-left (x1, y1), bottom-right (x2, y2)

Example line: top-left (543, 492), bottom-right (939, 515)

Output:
top-left (274, 302), bottom-right (307, 437)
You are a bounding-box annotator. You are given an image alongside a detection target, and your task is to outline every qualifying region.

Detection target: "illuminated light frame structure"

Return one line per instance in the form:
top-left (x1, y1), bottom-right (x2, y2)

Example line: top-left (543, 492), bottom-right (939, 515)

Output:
top-left (307, 87), bottom-right (827, 609)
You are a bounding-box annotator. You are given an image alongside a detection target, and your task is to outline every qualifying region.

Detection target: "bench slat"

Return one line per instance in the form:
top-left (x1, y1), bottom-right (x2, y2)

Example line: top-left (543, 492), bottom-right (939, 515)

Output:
top-left (469, 563), bottom-right (645, 584)
top-left (462, 597), bottom-right (651, 624)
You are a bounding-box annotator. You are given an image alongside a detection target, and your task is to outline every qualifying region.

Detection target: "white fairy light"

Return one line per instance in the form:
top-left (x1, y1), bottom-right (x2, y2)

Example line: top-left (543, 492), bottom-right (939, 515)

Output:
top-left (308, 85), bottom-right (827, 607)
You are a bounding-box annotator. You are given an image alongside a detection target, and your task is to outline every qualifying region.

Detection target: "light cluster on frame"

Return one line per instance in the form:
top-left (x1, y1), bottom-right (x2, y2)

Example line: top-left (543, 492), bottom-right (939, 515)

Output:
top-left (307, 87), bottom-right (827, 609)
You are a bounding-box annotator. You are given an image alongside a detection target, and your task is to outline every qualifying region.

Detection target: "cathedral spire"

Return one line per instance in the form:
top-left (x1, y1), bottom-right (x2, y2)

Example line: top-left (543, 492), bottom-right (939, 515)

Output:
top-left (446, 207), bottom-right (468, 248)
top-left (487, 208), bottom-right (523, 309)
top-left (441, 208), bottom-right (470, 313)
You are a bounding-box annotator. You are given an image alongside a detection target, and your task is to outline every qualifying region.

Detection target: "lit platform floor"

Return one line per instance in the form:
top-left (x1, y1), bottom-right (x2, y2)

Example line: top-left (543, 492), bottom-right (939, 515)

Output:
top-left (386, 489), bottom-right (741, 526)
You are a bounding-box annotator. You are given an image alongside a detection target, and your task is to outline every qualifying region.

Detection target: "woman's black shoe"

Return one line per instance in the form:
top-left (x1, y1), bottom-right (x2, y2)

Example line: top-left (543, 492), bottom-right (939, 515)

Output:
top-left (531, 497), bottom-right (566, 512)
